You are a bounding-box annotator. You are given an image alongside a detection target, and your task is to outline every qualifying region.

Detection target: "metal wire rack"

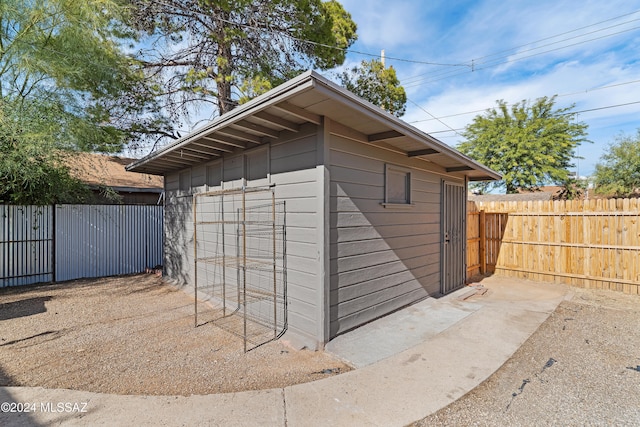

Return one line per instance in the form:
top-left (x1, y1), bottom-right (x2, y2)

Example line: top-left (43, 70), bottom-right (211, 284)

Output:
top-left (193, 185), bottom-right (287, 352)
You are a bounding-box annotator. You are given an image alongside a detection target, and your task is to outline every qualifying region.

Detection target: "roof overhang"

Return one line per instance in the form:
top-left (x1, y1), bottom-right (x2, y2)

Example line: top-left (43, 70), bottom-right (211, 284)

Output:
top-left (127, 70), bottom-right (500, 182)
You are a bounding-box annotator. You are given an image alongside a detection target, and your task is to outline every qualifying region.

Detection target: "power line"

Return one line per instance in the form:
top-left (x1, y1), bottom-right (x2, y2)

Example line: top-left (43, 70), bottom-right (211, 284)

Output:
top-left (472, 9), bottom-right (640, 63)
top-left (571, 100), bottom-right (640, 114)
top-left (49, 0), bottom-right (638, 88)
top-left (403, 24), bottom-right (640, 88)
top-left (557, 78), bottom-right (640, 98)
top-left (415, 101), bottom-right (640, 138)
top-left (403, 10), bottom-right (640, 82)
top-left (403, 10), bottom-right (640, 87)
top-left (406, 98), bottom-right (462, 137)
top-left (152, 0), bottom-right (468, 68)
top-left (401, 8), bottom-right (640, 85)
top-left (410, 78), bottom-right (640, 124)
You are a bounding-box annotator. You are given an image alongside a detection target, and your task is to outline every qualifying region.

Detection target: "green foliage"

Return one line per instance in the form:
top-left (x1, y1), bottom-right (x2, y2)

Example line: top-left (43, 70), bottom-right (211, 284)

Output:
top-left (0, 0), bottom-right (169, 152)
top-left (0, 0), bottom-right (170, 203)
top-left (338, 59), bottom-right (407, 117)
top-left (593, 129), bottom-right (640, 197)
top-left (129, 0), bottom-right (357, 116)
top-left (458, 97), bottom-right (589, 195)
top-left (0, 99), bottom-right (93, 205)
top-left (238, 75), bottom-right (273, 105)
top-left (96, 184), bottom-right (124, 204)
top-left (0, 146), bottom-right (94, 205)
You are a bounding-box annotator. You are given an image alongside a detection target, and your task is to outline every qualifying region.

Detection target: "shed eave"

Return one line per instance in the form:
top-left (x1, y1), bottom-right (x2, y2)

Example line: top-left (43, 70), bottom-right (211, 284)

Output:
top-left (126, 71), bottom-right (317, 174)
top-left (127, 70), bottom-right (500, 181)
top-left (309, 76), bottom-right (501, 181)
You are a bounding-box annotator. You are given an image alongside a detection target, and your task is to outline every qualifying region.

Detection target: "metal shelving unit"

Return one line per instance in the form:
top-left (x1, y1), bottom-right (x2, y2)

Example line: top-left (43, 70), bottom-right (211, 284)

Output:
top-left (193, 185), bottom-right (286, 352)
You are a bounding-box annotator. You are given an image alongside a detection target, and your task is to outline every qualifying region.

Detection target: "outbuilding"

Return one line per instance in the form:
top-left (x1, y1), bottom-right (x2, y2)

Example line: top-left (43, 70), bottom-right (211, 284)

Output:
top-left (128, 71), bottom-right (499, 349)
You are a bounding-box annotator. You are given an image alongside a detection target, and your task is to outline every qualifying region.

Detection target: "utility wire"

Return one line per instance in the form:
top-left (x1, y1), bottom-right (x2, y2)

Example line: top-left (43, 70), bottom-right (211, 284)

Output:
top-left (570, 100), bottom-right (640, 114)
top-left (406, 98), bottom-right (462, 137)
top-left (416, 101), bottom-right (640, 139)
top-left (401, 8), bottom-right (640, 84)
top-left (153, 0), bottom-right (468, 68)
top-left (403, 25), bottom-right (640, 88)
top-left (410, 78), bottom-right (640, 124)
top-left (128, 1), bottom-right (640, 93)
top-left (474, 17), bottom-right (640, 63)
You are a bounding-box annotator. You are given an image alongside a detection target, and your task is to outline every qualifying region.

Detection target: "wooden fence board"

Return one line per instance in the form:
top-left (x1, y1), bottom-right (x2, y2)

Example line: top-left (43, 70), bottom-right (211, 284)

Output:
top-left (467, 198), bottom-right (640, 295)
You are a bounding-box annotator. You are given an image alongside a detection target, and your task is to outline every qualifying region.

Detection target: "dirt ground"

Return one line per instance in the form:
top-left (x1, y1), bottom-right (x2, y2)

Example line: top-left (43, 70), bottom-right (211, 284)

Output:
top-left (411, 285), bottom-right (640, 426)
top-left (0, 275), bottom-right (350, 396)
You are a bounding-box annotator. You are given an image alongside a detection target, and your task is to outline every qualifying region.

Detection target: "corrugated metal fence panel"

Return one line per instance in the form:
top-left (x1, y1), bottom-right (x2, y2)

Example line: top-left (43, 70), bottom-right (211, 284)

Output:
top-left (0, 205), bottom-right (53, 287)
top-left (55, 205), bottom-right (163, 282)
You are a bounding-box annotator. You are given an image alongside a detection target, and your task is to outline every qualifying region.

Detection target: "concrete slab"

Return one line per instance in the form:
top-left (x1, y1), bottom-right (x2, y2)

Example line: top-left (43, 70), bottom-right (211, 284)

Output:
top-left (1, 386), bottom-right (285, 427)
top-left (326, 287), bottom-right (483, 368)
top-left (0, 275), bottom-right (568, 427)
top-left (284, 277), bottom-right (567, 427)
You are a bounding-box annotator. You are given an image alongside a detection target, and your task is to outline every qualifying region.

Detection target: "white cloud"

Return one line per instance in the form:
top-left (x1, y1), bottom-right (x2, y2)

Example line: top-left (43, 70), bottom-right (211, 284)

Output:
top-left (339, 0), bottom-right (436, 49)
top-left (343, 0), bottom-right (640, 176)
top-left (403, 54), bottom-right (640, 175)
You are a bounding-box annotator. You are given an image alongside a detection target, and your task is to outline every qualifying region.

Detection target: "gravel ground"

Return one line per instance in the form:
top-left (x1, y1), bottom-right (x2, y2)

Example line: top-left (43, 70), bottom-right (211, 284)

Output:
top-left (411, 286), bottom-right (640, 427)
top-left (0, 274), bottom-right (350, 396)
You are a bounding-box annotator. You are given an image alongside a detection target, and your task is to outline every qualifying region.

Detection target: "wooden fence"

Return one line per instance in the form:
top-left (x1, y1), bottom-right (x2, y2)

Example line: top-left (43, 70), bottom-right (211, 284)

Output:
top-left (466, 206), bottom-right (509, 278)
top-left (467, 198), bottom-right (640, 295)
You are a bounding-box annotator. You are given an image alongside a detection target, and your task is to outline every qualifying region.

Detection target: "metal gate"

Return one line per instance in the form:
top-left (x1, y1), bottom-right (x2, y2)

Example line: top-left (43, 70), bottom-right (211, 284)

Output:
top-left (441, 181), bottom-right (466, 294)
top-left (0, 205), bottom-right (53, 287)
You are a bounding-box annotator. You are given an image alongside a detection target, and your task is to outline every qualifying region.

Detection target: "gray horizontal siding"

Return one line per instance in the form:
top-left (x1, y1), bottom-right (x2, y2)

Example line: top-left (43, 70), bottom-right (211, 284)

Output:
top-left (163, 125), bottom-right (322, 347)
top-left (271, 133), bottom-right (320, 343)
top-left (329, 135), bottom-right (453, 337)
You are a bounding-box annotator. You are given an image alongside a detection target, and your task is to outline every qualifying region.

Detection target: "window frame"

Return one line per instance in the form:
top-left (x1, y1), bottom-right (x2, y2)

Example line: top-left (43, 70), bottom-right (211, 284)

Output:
top-left (382, 163), bottom-right (414, 208)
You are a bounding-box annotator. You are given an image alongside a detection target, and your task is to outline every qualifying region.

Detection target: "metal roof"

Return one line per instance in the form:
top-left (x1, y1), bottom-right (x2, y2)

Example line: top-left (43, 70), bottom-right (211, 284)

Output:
top-left (127, 70), bottom-right (500, 182)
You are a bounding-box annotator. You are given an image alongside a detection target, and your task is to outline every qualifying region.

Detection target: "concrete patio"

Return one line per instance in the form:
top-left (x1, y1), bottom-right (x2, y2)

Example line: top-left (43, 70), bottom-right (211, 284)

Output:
top-left (0, 275), bottom-right (568, 427)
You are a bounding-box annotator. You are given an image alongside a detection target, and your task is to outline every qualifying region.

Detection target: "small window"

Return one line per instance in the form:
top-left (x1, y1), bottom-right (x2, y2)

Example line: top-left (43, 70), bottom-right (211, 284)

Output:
top-left (384, 164), bottom-right (412, 206)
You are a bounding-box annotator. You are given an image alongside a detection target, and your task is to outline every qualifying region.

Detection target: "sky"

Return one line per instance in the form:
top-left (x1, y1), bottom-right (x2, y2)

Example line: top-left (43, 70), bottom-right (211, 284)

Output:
top-left (331, 0), bottom-right (640, 178)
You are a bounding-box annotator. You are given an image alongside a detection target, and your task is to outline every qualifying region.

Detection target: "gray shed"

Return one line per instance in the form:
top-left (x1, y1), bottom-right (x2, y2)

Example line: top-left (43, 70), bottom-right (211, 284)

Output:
top-left (128, 71), bottom-right (500, 349)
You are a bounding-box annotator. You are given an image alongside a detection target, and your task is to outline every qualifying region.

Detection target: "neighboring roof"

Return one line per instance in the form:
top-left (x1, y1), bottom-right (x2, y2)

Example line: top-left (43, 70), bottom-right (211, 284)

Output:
top-left (127, 70), bottom-right (501, 181)
top-left (68, 153), bottom-right (163, 192)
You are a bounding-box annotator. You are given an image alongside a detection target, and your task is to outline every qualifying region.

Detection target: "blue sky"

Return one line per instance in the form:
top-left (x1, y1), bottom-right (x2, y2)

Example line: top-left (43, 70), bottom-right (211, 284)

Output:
top-left (333, 0), bottom-right (640, 177)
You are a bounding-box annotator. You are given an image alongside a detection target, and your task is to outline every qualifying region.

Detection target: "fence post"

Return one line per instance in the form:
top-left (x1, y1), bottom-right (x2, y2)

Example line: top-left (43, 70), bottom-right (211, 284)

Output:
top-left (52, 204), bottom-right (56, 283)
top-left (479, 209), bottom-right (486, 275)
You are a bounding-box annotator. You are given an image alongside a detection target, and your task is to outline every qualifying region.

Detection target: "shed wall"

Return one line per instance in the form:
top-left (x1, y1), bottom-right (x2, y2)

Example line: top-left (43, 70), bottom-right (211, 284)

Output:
top-left (328, 135), bottom-right (464, 337)
top-left (163, 124), bottom-right (323, 347)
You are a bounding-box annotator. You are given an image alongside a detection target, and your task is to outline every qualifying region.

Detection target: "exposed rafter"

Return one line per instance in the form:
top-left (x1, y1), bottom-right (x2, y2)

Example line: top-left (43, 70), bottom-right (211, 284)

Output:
top-left (187, 142), bottom-right (226, 156)
top-left (273, 101), bottom-right (321, 125)
top-left (368, 130), bottom-right (404, 142)
top-left (172, 149), bottom-right (210, 161)
top-left (151, 155), bottom-right (193, 167)
top-left (127, 71), bottom-right (500, 181)
top-left (216, 127), bottom-right (263, 144)
top-left (202, 134), bottom-right (248, 149)
top-left (408, 148), bottom-right (439, 157)
top-left (253, 111), bottom-right (299, 132)
top-left (329, 121), bottom-right (367, 143)
top-left (446, 166), bottom-right (474, 172)
top-left (233, 120), bottom-right (280, 138)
